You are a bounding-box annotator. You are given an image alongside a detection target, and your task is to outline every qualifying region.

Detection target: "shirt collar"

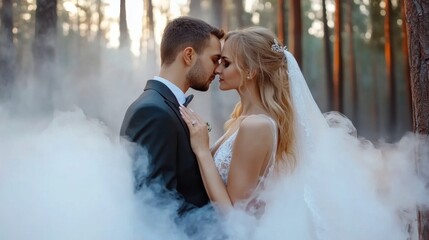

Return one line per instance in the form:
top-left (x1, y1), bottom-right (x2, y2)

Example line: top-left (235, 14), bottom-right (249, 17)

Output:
top-left (152, 76), bottom-right (186, 105)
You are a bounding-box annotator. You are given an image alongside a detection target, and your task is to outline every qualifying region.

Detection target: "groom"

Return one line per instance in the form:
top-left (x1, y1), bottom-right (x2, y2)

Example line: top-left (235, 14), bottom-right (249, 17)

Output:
top-left (120, 17), bottom-right (223, 215)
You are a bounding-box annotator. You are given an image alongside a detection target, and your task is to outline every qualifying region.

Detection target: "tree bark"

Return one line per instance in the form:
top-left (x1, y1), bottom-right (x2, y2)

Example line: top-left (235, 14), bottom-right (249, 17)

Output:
top-left (234, 0), bottom-right (244, 28)
top-left (322, 0), bottom-right (333, 110)
top-left (384, 0), bottom-right (397, 138)
top-left (288, 0), bottom-right (302, 68)
top-left (347, 0), bottom-right (358, 125)
top-left (119, 0), bottom-right (129, 48)
top-left (404, 1), bottom-right (429, 239)
top-left (333, 0), bottom-right (343, 112)
top-left (0, 0), bottom-right (15, 101)
top-left (400, 0), bottom-right (412, 128)
top-left (33, 0), bottom-right (57, 111)
top-left (211, 0), bottom-right (226, 139)
top-left (277, 0), bottom-right (286, 44)
top-left (211, 0), bottom-right (224, 29)
top-left (189, 0), bottom-right (202, 19)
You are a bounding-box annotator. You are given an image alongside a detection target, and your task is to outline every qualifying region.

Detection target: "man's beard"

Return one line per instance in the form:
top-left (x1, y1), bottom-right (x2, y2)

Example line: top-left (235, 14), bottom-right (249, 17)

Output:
top-left (187, 58), bottom-right (210, 91)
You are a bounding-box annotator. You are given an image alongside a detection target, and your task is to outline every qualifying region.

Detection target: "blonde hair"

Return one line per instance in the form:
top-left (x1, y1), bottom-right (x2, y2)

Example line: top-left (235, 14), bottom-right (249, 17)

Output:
top-left (224, 27), bottom-right (295, 171)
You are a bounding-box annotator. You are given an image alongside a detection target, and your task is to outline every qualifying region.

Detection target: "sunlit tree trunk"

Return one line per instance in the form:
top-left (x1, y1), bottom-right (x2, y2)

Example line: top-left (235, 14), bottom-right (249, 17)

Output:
top-left (333, 0), bottom-right (343, 112)
top-left (211, 0), bottom-right (224, 28)
top-left (277, 0), bottom-right (286, 44)
top-left (234, 0), bottom-right (244, 28)
top-left (97, 0), bottom-right (103, 40)
top-left (371, 56), bottom-right (380, 137)
top-left (211, 0), bottom-right (226, 138)
top-left (141, 0), bottom-right (155, 63)
top-left (288, 0), bottom-right (302, 67)
top-left (384, 0), bottom-right (396, 138)
top-left (95, 0), bottom-right (104, 74)
top-left (0, 0), bottom-right (15, 101)
top-left (76, 0), bottom-right (81, 35)
top-left (404, 1), bottom-right (429, 239)
top-left (322, 0), bottom-right (333, 110)
top-left (400, 0), bottom-right (412, 128)
top-left (347, 0), bottom-right (358, 125)
top-left (119, 0), bottom-right (129, 48)
top-left (33, 0), bottom-right (57, 111)
top-left (189, 0), bottom-right (202, 19)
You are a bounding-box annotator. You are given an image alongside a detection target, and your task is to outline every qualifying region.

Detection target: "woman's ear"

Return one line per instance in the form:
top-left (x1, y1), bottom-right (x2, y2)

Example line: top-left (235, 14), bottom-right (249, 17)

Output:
top-left (247, 69), bottom-right (257, 80)
top-left (183, 47), bottom-right (195, 66)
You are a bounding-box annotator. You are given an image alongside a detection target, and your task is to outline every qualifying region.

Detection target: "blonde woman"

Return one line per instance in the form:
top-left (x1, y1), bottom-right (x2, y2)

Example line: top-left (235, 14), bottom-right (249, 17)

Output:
top-left (180, 27), bottom-right (294, 216)
top-left (180, 26), bottom-right (427, 240)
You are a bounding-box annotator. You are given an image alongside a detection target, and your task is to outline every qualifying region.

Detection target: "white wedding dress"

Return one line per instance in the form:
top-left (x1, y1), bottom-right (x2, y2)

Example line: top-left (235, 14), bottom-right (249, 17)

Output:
top-left (212, 115), bottom-right (277, 217)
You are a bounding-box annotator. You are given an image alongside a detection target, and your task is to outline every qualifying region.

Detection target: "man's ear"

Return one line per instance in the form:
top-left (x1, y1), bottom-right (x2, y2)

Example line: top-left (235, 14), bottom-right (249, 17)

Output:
top-left (183, 47), bottom-right (195, 66)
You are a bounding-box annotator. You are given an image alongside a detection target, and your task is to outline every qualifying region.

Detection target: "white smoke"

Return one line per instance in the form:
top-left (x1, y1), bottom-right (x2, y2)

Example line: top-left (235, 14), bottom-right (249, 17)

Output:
top-left (0, 46), bottom-right (427, 240)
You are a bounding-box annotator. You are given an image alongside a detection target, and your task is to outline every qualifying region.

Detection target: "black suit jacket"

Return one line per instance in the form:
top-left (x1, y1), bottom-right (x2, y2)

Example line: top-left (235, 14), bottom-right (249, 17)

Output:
top-left (120, 80), bottom-right (209, 214)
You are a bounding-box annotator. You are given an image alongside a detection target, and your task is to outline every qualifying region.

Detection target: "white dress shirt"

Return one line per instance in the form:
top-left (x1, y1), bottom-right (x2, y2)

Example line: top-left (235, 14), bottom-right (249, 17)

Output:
top-left (152, 76), bottom-right (186, 105)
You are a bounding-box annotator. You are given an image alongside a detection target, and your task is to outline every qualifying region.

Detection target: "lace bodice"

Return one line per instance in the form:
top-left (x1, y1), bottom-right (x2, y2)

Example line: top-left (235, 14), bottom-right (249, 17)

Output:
top-left (212, 116), bottom-right (277, 185)
top-left (213, 130), bottom-right (239, 184)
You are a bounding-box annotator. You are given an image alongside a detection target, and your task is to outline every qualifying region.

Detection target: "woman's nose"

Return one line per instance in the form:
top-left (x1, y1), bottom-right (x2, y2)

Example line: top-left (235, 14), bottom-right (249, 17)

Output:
top-left (214, 65), bottom-right (222, 74)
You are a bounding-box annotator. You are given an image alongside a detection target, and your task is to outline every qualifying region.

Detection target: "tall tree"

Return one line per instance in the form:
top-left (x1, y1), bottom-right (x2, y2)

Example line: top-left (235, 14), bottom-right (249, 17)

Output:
top-left (33, 0), bottom-right (57, 111)
top-left (211, 0), bottom-right (226, 138)
top-left (234, 0), bottom-right (245, 28)
top-left (211, 0), bottom-right (224, 28)
top-left (404, 1), bottom-right (429, 239)
top-left (277, 0), bottom-right (286, 44)
top-left (189, 0), bottom-right (202, 19)
top-left (0, 0), bottom-right (15, 101)
top-left (288, 0), bottom-right (302, 67)
top-left (119, 0), bottom-right (129, 48)
top-left (322, 0), bottom-right (333, 110)
top-left (384, 0), bottom-right (396, 138)
top-left (347, 0), bottom-right (358, 124)
top-left (400, 0), bottom-right (412, 127)
top-left (97, 0), bottom-right (103, 41)
top-left (333, 0), bottom-right (344, 112)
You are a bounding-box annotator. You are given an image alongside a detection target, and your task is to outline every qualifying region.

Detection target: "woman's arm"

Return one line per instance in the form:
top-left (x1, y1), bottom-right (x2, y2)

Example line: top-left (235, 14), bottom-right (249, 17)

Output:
top-left (180, 106), bottom-right (273, 213)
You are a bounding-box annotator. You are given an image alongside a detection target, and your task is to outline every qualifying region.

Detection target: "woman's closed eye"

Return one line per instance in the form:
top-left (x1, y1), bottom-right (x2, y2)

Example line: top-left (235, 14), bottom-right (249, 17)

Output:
top-left (221, 59), bottom-right (230, 68)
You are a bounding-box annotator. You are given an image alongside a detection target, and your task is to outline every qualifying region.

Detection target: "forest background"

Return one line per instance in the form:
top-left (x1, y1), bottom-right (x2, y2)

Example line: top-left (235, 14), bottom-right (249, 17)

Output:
top-left (1, 0), bottom-right (429, 238)
top-left (0, 0), bottom-right (420, 142)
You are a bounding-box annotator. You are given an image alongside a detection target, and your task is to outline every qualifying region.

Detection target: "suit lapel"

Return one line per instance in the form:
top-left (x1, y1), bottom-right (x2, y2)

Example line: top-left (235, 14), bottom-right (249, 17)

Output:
top-left (144, 80), bottom-right (190, 134)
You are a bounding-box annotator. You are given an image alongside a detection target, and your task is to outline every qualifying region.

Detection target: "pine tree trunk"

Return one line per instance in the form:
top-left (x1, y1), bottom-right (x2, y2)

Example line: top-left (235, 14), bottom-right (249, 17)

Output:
top-left (333, 0), bottom-right (343, 112)
top-left (211, 0), bottom-right (224, 29)
top-left (288, 0), bottom-right (302, 67)
top-left (211, 0), bottom-right (226, 139)
top-left (0, 0), bottom-right (15, 101)
top-left (277, 0), bottom-right (286, 44)
top-left (404, 1), bottom-right (429, 239)
top-left (400, 0), bottom-right (412, 128)
top-left (371, 56), bottom-right (380, 138)
top-left (33, 0), bottom-right (57, 111)
top-left (384, 0), bottom-right (396, 138)
top-left (347, 0), bottom-right (358, 125)
top-left (189, 0), bottom-right (202, 19)
top-left (234, 0), bottom-right (244, 28)
top-left (119, 0), bottom-right (129, 48)
top-left (322, 0), bottom-right (333, 110)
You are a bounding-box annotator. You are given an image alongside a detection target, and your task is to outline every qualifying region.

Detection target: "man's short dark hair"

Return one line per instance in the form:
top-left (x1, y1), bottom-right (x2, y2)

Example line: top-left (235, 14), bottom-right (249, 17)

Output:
top-left (160, 16), bottom-right (224, 66)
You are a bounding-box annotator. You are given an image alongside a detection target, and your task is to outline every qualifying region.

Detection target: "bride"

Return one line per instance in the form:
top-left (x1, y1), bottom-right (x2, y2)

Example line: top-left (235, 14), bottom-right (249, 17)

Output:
top-left (180, 26), bottom-right (428, 239)
top-left (180, 26), bottom-right (294, 216)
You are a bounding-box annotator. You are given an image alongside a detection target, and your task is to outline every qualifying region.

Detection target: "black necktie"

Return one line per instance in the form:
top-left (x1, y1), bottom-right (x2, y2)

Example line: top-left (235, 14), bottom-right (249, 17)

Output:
top-left (183, 94), bottom-right (194, 107)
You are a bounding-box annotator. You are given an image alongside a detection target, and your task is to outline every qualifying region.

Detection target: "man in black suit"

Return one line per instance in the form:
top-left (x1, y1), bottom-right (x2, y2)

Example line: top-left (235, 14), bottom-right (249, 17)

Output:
top-left (120, 17), bottom-right (224, 215)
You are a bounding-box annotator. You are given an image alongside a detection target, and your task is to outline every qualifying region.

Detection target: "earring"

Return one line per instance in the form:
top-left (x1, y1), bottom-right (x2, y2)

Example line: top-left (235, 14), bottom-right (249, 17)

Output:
top-left (246, 76), bottom-right (251, 79)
